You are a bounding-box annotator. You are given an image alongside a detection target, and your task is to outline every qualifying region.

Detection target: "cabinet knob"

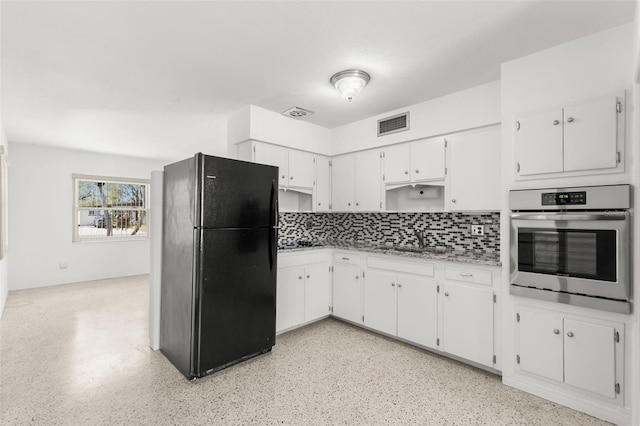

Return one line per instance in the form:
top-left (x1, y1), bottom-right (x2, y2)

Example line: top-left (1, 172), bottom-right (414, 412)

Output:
top-left (444, 292), bottom-right (449, 296)
top-left (552, 120), bottom-right (560, 125)
top-left (290, 176), bottom-right (294, 180)
top-left (567, 331), bottom-right (574, 338)
top-left (355, 275), bottom-right (359, 280)
top-left (298, 276), bottom-right (302, 280)
top-left (415, 169), bottom-right (420, 174)
top-left (348, 203), bottom-right (351, 206)
top-left (306, 275), bottom-right (310, 279)
top-left (451, 199), bottom-right (457, 203)
top-left (398, 283), bottom-right (402, 288)
top-left (356, 202), bottom-right (359, 206)
top-left (404, 170), bottom-right (409, 175)
top-left (553, 329), bottom-right (560, 335)
top-left (566, 117), bottom-right (574, 123)
top-left (318, 202), bottom-right (321, 206)
top-left (391, 283), bottom-right (395, 287)
top-left (281, 175), bottom-right (285, 179)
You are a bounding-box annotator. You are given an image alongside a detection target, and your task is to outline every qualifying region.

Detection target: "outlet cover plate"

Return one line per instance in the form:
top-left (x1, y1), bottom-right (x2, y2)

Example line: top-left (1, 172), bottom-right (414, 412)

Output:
top-left (471, 225), bottom-right (484, 236)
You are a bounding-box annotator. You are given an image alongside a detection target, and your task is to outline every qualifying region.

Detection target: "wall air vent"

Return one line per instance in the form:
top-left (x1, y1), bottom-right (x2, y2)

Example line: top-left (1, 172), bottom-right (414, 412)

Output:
top-left (282, 107), bottom-right (314, 120)
top-left (378, 112), bottom-right (409, 136)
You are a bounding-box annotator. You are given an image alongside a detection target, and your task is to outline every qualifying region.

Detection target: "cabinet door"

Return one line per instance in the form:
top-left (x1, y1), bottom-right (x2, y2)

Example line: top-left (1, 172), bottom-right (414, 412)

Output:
top-left (442, 282), bottom-right (493, 367)
top-left (276, 267), bottom-right (305, 332)
top-left (563, 96), bottom-right (618, 172)
top-left (516, 108), bottom-right (563, 175)
top-left (363, 270), bottom-right (397, 336)
top-left (315, 156), bottom-right (331, 212)
top-left (331, 155), bottom-right (355, 212)
top-left (411, 138), bottom-right (445, 182)
top-left (383, 144), bottom-right (411, 184)
top-left (304, 264), bottom-right (331, 323)
top-left (254, 143), bottom-right (289, 186)
top-left (355, 150), bottom-right (382, 212)
top-left (332, 264), bottom-right (362, 324)
top-left (449, 127), bottom-right (501, 211)
top-left (289, 150), bottom-right (315, 188)
top-left (517, 310), bottom-right (564, 382)
top-left (397, 275), bottom-right (438, 349)
top-left (564, 319), bottom-right (616, 398)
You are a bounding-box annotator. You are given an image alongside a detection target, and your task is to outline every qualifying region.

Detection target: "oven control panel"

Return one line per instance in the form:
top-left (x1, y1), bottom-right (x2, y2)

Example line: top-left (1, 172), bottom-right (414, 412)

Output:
top-left (541, 191), bottom-right (586, 206)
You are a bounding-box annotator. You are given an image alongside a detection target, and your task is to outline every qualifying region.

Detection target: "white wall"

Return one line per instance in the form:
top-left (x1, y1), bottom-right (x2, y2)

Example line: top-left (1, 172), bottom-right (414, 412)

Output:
top-left (500, 23), bottom-right (635, 425)
top-left (331, 80), bottom-right (501, 155)
top-left (0, 129), bottom-right (8, 317)
top-left (8, 143), bottom-right (166, 290)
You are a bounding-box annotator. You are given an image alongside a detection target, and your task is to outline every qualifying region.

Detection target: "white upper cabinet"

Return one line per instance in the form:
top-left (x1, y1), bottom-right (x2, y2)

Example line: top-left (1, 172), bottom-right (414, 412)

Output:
top-left (254, 143), bottom-right (290, 186)
top-left (354, 150), bottom-right (383, 212)
top-left (448, 127), bottom-right (501, 211)
top-left (315, 155), bottom-right (331, 212)
top-left (516, 95), bottom-right (622, 177)
top-left (288, 150), bottom-right (316, 188)
top-left (331, 155), bottom-right (355, 212)
top-left (382, 138), bottom-right (446, 186)
top-left (383, 144), bottom-right (411, 184)
top-left (412, 138), bottom-right (446, 182)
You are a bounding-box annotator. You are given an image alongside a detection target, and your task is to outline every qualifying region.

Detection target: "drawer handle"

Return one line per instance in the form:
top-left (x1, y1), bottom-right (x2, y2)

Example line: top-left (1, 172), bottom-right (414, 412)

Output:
top-left (460, 273), bottom-right (473, 278)
top-left (553, 329), bottom-right (560, 335)
top-left (342, 257), bottom-right (350, 260)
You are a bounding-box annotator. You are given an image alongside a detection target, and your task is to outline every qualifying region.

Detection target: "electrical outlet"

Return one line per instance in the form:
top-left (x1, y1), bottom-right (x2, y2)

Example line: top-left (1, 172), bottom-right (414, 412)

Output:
top-left (471, 225), bottom-right (484, 236)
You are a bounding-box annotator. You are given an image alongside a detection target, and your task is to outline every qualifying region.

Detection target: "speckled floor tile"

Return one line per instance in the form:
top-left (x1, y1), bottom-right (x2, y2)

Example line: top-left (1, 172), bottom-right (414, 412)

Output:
top-left (1, 275), bottom-right (610, 425)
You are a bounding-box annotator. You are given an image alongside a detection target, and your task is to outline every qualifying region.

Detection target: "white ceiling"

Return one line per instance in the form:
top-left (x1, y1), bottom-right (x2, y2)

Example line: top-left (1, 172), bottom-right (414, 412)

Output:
top-left (1, 1), bottom-right (636, 161)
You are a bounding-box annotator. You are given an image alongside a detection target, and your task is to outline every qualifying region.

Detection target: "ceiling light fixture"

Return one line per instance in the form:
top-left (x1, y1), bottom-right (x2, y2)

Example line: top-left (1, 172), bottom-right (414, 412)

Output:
top-left (330, 69), bottom-right (370, 102)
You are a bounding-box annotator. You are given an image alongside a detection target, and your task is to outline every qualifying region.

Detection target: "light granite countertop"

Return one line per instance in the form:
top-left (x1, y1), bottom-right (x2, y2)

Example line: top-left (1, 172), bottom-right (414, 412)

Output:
top-left (278, 240), bottom-right (501, 267)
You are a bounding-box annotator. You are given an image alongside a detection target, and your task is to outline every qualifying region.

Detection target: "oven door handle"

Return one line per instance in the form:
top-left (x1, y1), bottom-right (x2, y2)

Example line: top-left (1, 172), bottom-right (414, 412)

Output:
top-left (510, 212), bottom-right (628, 221)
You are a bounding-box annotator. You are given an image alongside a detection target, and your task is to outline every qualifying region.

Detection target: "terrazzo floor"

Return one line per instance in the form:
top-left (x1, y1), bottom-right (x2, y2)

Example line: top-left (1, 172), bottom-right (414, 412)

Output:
top-left (0, 275), bottom-right (610, 425)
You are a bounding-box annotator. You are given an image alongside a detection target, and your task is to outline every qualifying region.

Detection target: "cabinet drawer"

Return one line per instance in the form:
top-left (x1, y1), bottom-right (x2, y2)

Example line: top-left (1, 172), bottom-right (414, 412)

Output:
top-left (334, 252), bottom-right (361, 265)
top-left (444, 265), bottom-right (492, 286)
top-left (367, 256), bottom-right (434, 277)
top-left (279, 251), bottom-right (330, 268)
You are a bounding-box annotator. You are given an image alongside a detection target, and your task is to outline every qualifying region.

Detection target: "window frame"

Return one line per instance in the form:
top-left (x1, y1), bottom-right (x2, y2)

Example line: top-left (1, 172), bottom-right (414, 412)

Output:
top-left (73, 174), bottom-right (150, 243)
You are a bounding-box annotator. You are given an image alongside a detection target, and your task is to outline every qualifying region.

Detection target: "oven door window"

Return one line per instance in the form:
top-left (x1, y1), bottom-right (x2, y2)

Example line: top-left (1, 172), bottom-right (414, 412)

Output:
top-left (518, 229), bottom-right (617, 282)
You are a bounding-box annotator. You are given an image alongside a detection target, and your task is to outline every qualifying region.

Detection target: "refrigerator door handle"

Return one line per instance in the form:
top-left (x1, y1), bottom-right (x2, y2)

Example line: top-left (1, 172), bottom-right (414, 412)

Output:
top-left (268, 179), bottom-right (277, 272)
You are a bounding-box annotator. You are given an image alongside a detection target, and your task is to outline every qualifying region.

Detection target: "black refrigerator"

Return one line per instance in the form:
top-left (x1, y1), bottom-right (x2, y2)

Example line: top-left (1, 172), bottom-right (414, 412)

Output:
top-left (160, 153), bottom-right (278, 379)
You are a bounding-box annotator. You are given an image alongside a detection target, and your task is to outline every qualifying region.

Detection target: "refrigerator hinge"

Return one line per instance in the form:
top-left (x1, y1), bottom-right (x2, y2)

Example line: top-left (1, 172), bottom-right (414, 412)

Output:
top-left (615, 383), bottom-right (620, 394)
top-left (493, 355), bottom-right (496, 364)
top-left (516, 121), bottom-right (521, 131)
top-left (516, 313), bottom-right (520, 322)
top-left (614, 330), bottom-right (620, 343)
top-left (493, 294), bottom-right (497, 303)
top-left (436, 338), bottom-right (440, 346)
top-left (516, 354), bottom-right (520, 364)
top-left (616, 152), bottom-right (621, 164)
top-left (616, 101), bottom-right (621, 114)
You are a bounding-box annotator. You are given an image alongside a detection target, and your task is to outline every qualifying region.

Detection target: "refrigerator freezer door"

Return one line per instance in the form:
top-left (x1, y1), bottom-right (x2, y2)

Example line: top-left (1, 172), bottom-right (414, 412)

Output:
top-left (195, 228), bottom-right (277, 375)
top-left (200, 156), bottom-right (278, 229)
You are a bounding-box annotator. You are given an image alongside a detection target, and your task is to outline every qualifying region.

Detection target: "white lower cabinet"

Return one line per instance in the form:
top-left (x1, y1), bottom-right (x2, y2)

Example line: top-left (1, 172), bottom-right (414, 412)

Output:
top-left (442, 281), bottom-right (494, 367)
top-left (516, 307), bottom-right (622, 399)
top-left (363, 261), bottom-right (438, 349)
top-left (277, 251), bottom-right (331, 333)
top-left (332, 263), bottom-right (363, 324)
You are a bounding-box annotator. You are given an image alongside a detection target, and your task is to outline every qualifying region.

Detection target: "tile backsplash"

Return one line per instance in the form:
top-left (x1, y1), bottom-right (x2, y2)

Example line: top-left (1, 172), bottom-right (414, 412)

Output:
top-left (279, 212), bottom-right (500, 253)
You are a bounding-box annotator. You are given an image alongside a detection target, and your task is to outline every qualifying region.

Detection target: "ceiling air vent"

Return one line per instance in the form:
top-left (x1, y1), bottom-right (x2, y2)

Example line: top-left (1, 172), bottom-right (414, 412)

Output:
top-left (282, 107), bottom-right (314, 120)
top-left (378, 112), bottom-right (409, 136)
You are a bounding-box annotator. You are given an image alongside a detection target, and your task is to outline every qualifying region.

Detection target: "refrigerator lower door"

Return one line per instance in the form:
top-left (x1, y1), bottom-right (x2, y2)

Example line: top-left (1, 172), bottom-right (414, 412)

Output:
top-left (195, 228), bottom-right (276, 376)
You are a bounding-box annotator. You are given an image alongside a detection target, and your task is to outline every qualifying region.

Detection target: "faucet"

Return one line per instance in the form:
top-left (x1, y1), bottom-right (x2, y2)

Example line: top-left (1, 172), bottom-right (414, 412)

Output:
top-left (414, 229), bottom-right (425, 249)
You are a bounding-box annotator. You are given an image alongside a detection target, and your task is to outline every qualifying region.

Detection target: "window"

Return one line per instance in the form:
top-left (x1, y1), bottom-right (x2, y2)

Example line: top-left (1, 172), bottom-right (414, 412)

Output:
top-left (73, 174), bottom-right (150, 242)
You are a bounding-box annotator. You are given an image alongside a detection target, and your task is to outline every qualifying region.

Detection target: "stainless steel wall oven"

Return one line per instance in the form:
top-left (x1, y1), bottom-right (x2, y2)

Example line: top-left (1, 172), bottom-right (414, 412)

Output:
top-left (510, 184), bottom-right (631, 314)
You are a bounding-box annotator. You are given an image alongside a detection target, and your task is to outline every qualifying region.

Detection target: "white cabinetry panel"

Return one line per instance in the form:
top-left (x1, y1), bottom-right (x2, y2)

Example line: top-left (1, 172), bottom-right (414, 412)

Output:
top-left (363, 270), bottom-right (397, 336)
top-left (518, 310), bottom-right (564, 382)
